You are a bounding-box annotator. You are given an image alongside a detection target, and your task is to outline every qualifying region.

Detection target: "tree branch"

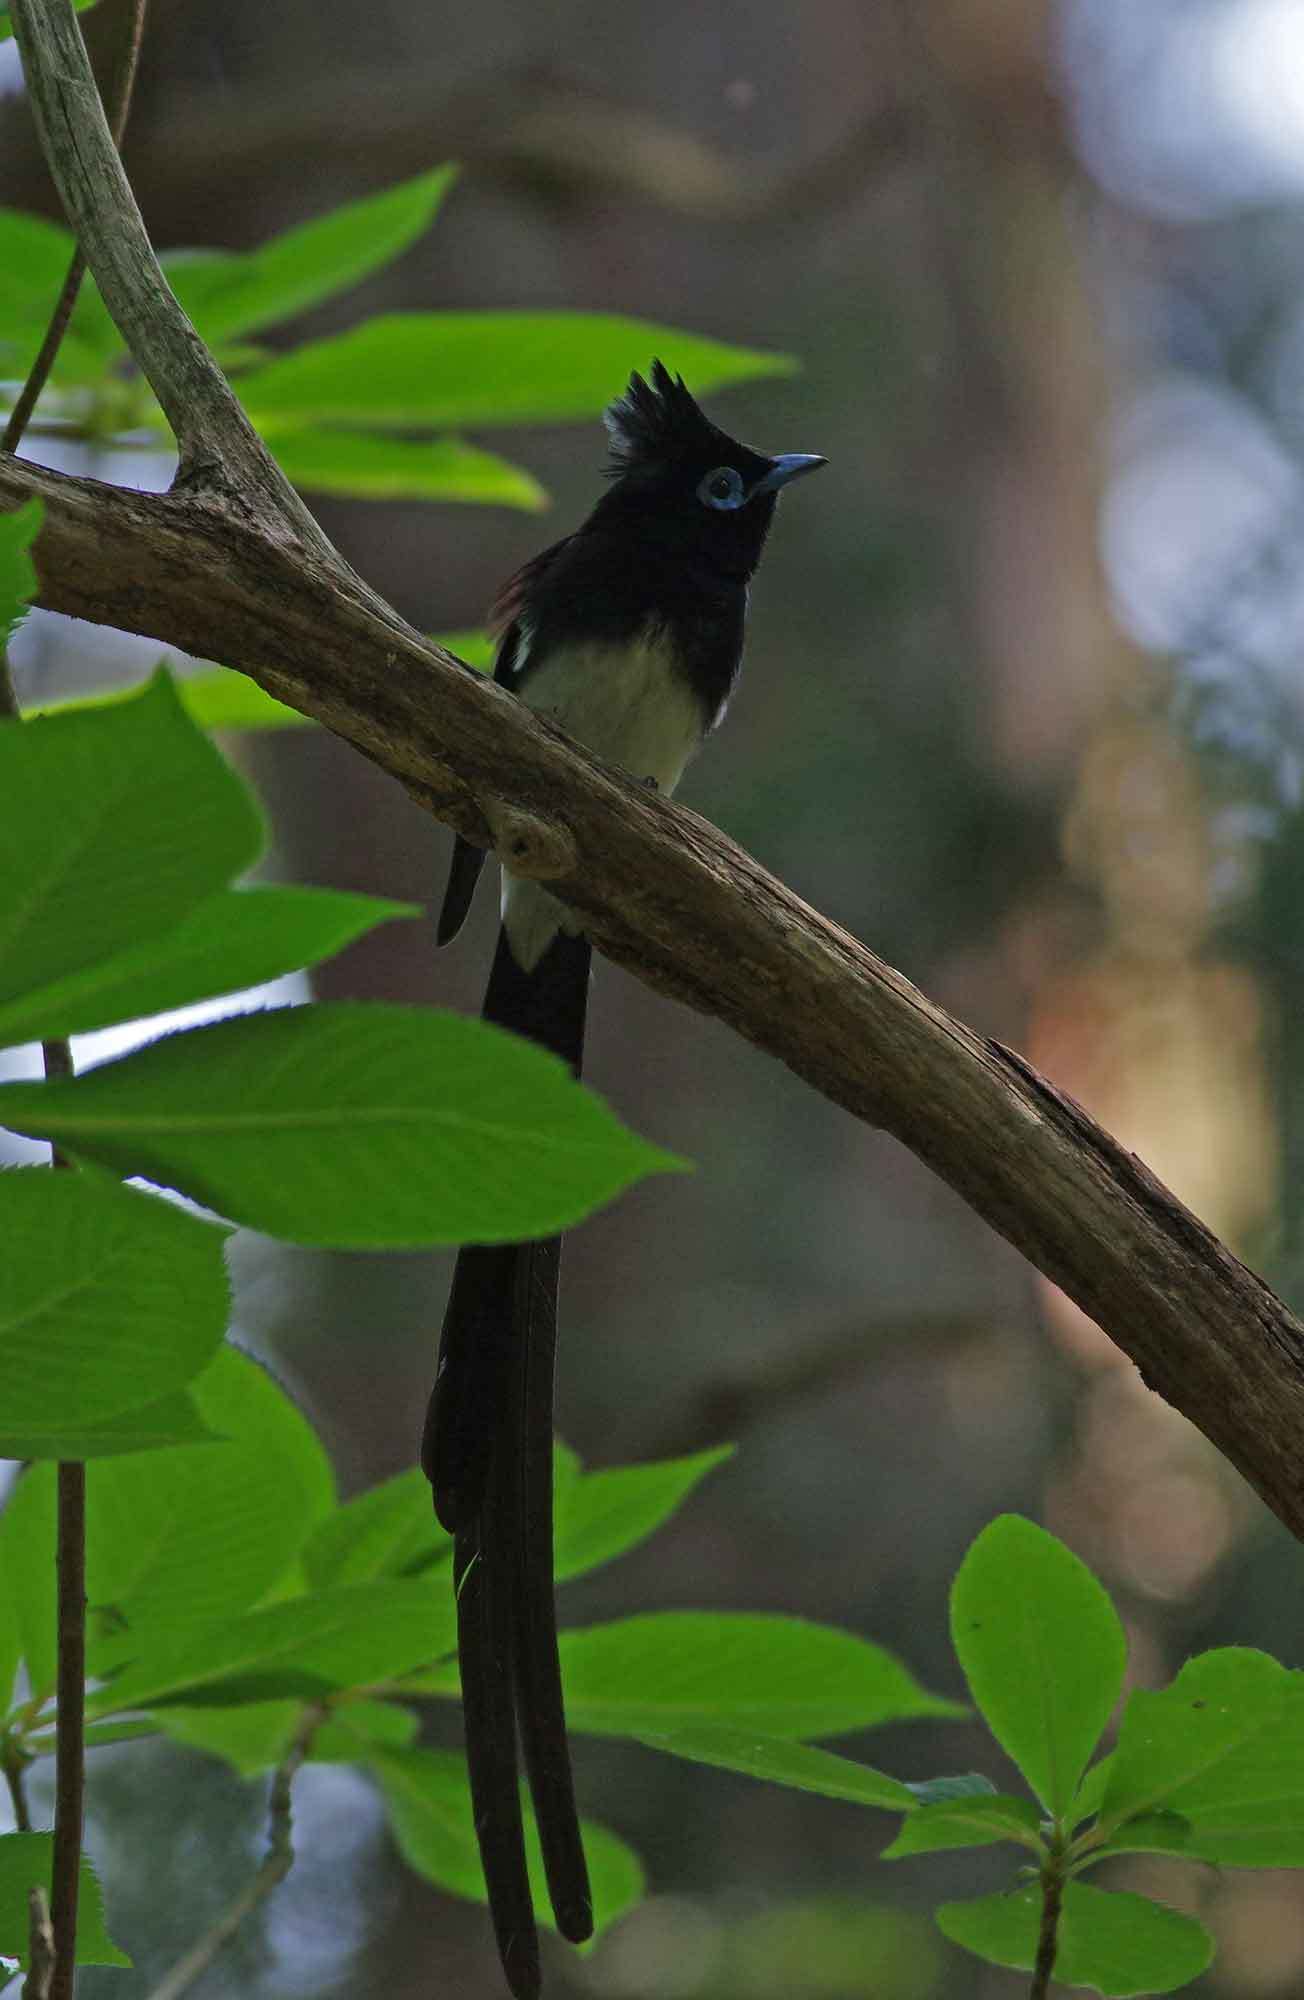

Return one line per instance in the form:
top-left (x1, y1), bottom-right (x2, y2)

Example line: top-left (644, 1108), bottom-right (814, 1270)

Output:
top-left (1, 0), bottom-right (147, 454)
top-left (7, 0), bottom-right (1304, 1548)
top-left (143, 1704), bottom-right (323, 2000)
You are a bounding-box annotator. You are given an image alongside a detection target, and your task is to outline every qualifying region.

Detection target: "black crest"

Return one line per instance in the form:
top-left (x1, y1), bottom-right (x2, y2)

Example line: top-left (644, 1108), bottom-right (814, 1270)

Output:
top-left (603, 359), bottom-right (719, 472)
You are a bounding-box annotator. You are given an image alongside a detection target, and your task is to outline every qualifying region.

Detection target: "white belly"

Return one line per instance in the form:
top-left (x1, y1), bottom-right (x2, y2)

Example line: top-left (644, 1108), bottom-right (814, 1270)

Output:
top-left (503, 629), bottom-right (706, 970)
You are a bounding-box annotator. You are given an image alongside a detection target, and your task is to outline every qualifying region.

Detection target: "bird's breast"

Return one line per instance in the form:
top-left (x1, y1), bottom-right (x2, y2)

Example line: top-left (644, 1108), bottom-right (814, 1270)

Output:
top-left (516, 627), bottom-right (710, 794)
top-left (501, 627), bottom-right (711, 971)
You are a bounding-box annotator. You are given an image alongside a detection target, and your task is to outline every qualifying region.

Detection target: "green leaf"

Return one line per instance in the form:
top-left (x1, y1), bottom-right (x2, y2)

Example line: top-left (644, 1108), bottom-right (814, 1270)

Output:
top-left (0, 669), bottom-right (263, 1006)
top-left (0, 1004), bottom-right (684, 1248)
top-left (553, 1446), bottom-right (733, 1583)
top-left (936, 1883), bottom-right (1213, 1996)
top-left (26, 634), bottom-right (494, 735)
top-left (950, 1515), bottom-right (1126, 1816)
top-left (1101, 1650), bottom-right (1292, 1827)
top-left (163, 167), bottom-right (458, 344)
top-left (174, 671), bottom-right (311, 730)
top-left (24, 668), bottom-right (308, 734)
top-left (0, 500), bottom-right (41, 649)
top-left (273, 430), bottom-right (546, 508)
top-left (635, 1726), bottom-right (915, 1810)
top-left (1099, 1649), bottom-right (1304, 1866)
top-left (1071, 1756), bottom-right (1112, 1825)
top-left (158, 1694), bottom-right (419, 1779)
top-left (303, 1468), bottom-right (449, 1590)
top-left (370, 1745), bottom-right (644, 1938)
top-left (552, 1613), bottom-right (962, 1739)
top-left (308, 1699), bottom-right (419, 1762)
top-left (0, 0), bottom-right (100, 41)
top-left (155, 1700), bottom-right (301, 1778)
top-left (89, 1577), bottom-right (454, 1716)
top-left (905, 1772), bottom-right (997, 1805)
top-left (0, 1390), bottom-right (219, 1462)
top-left (0, 211), bottom-right (75, 317)
top-left (238, 313), bottom-right (795, 431)
top-left (0, 1834), bottom-right (128, 1968)
top-left (883, 1793), bottom-right (1044, 1859)
top-left (0, 1168), bottom-right (230, 1432)
top-left (1084, 1810), bottom-right (1194, 1864)
top-left (0, 1543), bottom-right (17, 1717)
top-left (0, 1345), bottom-right (333, 1697)
top-left (432, 630), bottom-right (494, 674)
top-left (0, 884), bottom-right (416, 1047)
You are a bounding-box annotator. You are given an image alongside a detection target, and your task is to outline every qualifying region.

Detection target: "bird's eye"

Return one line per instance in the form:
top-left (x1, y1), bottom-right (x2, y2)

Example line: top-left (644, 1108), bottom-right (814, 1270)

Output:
top-left (696, 465), bottom-right (746, 511)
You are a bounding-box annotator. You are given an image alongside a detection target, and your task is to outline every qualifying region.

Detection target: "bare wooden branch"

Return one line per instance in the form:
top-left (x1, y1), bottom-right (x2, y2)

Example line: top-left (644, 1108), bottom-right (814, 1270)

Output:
top-left (7, 0), bottom-right (1304, 1544)
top-left (23, 1887), bottom-right (55, 2000)
top-left (8, 0), bottom-right (330, 549)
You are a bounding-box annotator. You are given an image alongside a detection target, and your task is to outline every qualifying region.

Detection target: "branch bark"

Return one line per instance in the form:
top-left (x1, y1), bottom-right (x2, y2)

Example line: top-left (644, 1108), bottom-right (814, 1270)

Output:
top-left (7, 0), bottom-right (1304, 1542)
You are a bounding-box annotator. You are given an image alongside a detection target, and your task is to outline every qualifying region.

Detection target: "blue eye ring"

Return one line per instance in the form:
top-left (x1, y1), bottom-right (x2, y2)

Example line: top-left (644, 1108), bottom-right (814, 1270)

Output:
top-left (697, 465), bottom-right (746, 511)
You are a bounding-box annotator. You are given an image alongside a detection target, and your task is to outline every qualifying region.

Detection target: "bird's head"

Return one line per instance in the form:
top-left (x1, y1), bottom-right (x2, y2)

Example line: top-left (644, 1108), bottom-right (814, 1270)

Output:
top-left (591, 359), bottom-right (825, 578)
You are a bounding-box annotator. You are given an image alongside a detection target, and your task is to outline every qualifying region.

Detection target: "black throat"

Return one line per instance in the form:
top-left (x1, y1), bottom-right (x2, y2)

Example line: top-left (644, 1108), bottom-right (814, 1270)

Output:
top-left (516, 524), bottom-right (751, 729)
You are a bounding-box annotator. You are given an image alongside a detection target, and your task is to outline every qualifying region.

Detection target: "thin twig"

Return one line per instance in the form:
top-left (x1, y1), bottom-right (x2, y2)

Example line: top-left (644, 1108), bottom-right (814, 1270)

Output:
top-left (24, 1887), bottom-right (55, 2000)
top-left (142, 1706), bottom-right (324, 2000)
top-left (1, 0), bottom-right (148, 454)
top-left (9, 0), bottom-right (333, 542)
top-left (0, 669), bottom-right (85, 2000)
top-left (47, 1464), bottom-right (84, 2000)
top-left (3, 11), bottom-right (151, 1992)
top-left (3, 1743), bottom-right (33, 1831)
top-left (1030, 1852), bottom-right (1064, 2000)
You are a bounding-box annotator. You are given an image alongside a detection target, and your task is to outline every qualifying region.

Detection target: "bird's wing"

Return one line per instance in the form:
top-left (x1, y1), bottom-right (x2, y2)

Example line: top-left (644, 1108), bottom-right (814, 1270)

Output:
top-left (435, 540), bottom-right (576, 947)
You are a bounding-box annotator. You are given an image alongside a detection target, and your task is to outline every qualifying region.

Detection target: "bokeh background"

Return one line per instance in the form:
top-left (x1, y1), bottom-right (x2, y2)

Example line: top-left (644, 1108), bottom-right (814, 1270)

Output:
top-left (7, 0), bottom-right (1304, 1993)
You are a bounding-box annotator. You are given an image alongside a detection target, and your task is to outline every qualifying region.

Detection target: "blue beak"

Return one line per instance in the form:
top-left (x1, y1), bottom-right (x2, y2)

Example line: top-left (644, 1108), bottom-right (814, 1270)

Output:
top-left (754, 453), bottom-right (827, 495)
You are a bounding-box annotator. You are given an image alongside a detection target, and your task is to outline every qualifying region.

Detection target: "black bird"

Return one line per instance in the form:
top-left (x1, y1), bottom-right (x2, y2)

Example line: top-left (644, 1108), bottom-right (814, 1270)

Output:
top-left (422, 360), bottom-right (824, 1997)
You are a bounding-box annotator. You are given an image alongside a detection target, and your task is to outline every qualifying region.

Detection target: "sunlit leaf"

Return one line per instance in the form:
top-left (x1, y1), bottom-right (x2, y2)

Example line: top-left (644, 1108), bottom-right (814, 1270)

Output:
top-left (553, 1445), bottom-right (733, 1582)
top-left (308, 1700), bottom-right (420, 1763)
top-left (0, 1167), bottom-right (230, 1431)
top-left (1099, 1650), bottom-right (1304, 1866)
top-left (0, 1391), bottom-right (219, 1463)
top-left (554, 1613), bottom-right (962, 1738)
top-left (273, 430), bottom-right (546, 508)
top-left (165, 167), bottom-right (458, 343)
top-left (883, 1793), bottom-right (1044, 1859)
top-left (0, 1005), bottom-right (685, 1249)
top-left (89, 1578), bottom-right (453, 1715)
top-left (0, 497), bottom-right (40, 647)
top-left (239, 312), bottom-right (795, 431)
top-left (0, 669), bottom-right (263, 1007)
top-left (950, 1516), bottom-right (1126, 1816)
top-left (371, 1745), bottom-right (644, 1937)
top-left (303, 1468), bottom-right (449, 1589)
top-left (0, 1835), bottom-right (128, 1968)
top-left (25, 638), bottom-right (493, 733)
top-left (0, 210), bottom-right (74, 314)
top-left (635, 1726), bottom-right (916, 1811)
top-left (156, 1700), bottom-right (302, 1778)
top-left (0, 1346), bottom-right (333, 1698)
top-left (937, 1883), bottom-right (1213, 1996)
top-left (0, 884), bottom-right (417, 1047)
top-left (1085, 1810), bottom-right (1194, 1864)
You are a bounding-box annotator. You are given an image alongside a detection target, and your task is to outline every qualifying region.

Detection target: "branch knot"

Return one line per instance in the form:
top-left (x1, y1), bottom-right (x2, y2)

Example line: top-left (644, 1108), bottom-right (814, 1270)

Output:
top-left (482, 798), bottom-right (577, 881)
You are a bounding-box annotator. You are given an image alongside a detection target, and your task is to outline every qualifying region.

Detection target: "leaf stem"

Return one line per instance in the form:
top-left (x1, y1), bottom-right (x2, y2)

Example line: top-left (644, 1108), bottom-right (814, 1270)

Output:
top-left (142, 1704), bottom-right (325, 2000)
top-left (1029, 1831), bottom-right (1066, 2000)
